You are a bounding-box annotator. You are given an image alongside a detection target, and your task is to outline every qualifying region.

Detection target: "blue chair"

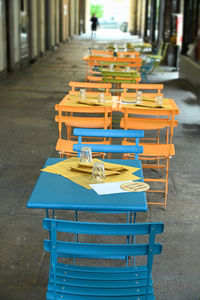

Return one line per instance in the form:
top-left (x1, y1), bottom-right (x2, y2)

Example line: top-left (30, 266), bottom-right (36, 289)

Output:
top-left (73, 128), bottom-right (144, 223)
top-left (73, 128), bottom-right (144, 160)
top-left (140, 58), bottom-right (154, 83)
top-left (43, 218), bottom-right (164, 300)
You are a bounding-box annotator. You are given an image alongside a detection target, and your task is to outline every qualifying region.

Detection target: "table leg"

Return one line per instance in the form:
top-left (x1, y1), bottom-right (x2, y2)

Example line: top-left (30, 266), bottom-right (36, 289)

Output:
top-left (45, 209), bottom-right (55, 218)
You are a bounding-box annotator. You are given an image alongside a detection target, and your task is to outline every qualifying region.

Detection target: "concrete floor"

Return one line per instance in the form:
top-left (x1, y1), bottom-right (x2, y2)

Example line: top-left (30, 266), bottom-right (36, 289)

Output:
top-left (0, 30), bottom-right (200, 300)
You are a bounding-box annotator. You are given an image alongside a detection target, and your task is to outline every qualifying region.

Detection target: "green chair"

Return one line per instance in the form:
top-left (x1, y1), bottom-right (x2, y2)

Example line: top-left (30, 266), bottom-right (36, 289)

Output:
top-left (148, 42), bottom-right (169, 74)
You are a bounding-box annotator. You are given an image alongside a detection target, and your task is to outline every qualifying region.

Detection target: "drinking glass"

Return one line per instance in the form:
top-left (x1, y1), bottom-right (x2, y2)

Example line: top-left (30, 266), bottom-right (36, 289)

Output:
top-left (136, 91), bottom-right (142, 102)
top-left (80, 147), bottom-right (92, 164)
top-left (155, 95), bottom-right (163, 105)
top-left (79, 89), bottom-right (86, 100)
top-left (92, 162), bottom-right (105, 183)
top-left (98, 93), bottom-right (105, 103)
top-left (109, 64), bottom-right (114, 71)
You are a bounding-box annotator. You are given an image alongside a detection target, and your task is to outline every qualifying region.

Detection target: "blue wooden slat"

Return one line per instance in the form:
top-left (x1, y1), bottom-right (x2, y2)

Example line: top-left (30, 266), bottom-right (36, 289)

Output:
top-left (73, 128), bottom-right (144, 138)
top-left (44, 240), bottom-right (162, 257)
top-left (73, 143), bottom-right (143, 154)
top-left (51, 265), bottom-right (149, 280)
top-left (43, 219), bottom-right (164, 235)
top-left (47, 282), bottom-right (154, 296)
top-left (49, 273), bottom-right (153, 288)
top-left (46, 291), bottom-right (155, 299)
top-left (53, 263), bottom-right (147, 273)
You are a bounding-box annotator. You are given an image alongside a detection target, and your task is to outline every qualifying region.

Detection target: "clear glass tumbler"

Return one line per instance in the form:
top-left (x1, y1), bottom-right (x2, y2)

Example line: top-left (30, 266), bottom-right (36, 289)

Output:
top-left (136, 91), bottom-right (142, 102)
top-left (155, 95), bottom-right (163, 105)
top-left (98, 93), bottom-right (105, 103)
top-left (79, 89), bottom-right (86, 100)
top-left (80, 147), bottom-right (92, 164)
top-left (92, 162), bottom-right (105, 183)
top-left (109, 64), bottom-right (114, 71)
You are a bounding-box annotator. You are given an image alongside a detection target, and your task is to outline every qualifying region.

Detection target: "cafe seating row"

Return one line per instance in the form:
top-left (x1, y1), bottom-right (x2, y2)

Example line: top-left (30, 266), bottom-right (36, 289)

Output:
top-left (27, 42), bottom-right (171, 300)
top-left (55, 97), bottom-right (177, 208)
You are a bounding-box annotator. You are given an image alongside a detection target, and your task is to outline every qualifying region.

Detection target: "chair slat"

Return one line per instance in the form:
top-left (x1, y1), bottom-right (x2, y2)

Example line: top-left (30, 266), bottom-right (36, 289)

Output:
top-left (73, 128), bottom-right (144, 138)
top-left (43, 219), bottom-right (164, 235)
top-left (46, 290), bottom-right (155, 299)
top-left (73, 143), bottom-right (143, 154)
top-left (47, 281), bottom-right (154, 296)
top-left (44, 240), bottom-right (162, 257)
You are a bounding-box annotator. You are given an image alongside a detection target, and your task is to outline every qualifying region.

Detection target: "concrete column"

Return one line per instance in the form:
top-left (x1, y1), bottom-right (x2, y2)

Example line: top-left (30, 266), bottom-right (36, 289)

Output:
top-left (75, 0), bottom-right (79, 35)
top-left (7, 0), bottom-right (21, 70)
top-left (69, 0), bottom-right (75, 38)
top-left (55, 0), bottom-right (59, 45)
top-left (30, 0), bottom-right (38, 59)
top-left (129, 0), bottom-right (137, 35)
top-left (51, 0), bottom-right (55, 47)
top-left (46, 0), bottom-right (56, 49)
top-left (0, 0), bottom-right (6, 74)
top-left (79, 0), bottom-right (86, 34)
top-left (60, 0), bottom-right (69, 42)
top-left (64, 0), bottom-right (69, 41)
top-left (136, 0), bottom-right (141, 35)
top-left (157, 0), bottom-right (165, 45)
top-left (85, 0), bottom-right (90, 33)
top-left (140, 0), bottom-right (146, 38)
top-left (37, 0), bottom-right (45, 55)
top-left (13, 0), bottom-right (20, 64)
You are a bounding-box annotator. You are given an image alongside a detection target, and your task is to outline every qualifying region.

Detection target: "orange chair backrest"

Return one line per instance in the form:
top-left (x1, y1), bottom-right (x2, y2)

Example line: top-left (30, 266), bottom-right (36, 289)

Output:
top-left (121, 106), bottom-right (177, 144)
top-left (87, 76), bottom-right (141, 84)
top-left (87, 60), bottom-right (141, 72)
top-left (55, 105), bottom-right (112, 139)
top-left (117, 51), bottom-right (140, 57)
top-left (121, 83), bottom-right (164, 98)
top-left (91, 50), bottom-right (114, 56)
top-left (89, 56), bottom-right (142, 64)
top-left (87, 76), bottom-right (103, 82)
top-left (69, 81), bottom-right (112, 95)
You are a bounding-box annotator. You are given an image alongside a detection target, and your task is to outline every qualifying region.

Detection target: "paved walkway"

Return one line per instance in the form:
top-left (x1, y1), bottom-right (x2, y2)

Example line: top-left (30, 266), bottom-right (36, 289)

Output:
top-left (0, 31), bottom-right (200, 299)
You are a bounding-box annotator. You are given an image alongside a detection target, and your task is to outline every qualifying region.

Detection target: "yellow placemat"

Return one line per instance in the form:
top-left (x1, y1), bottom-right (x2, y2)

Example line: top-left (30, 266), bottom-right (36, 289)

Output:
top-left (41, 157), bottom-right (141, 189)
top-left (64, 95), bottom-right (113, 107)
top-left (68, 94), bottom-right (113, 101)
top-left (121, 98), bottom-right (172, 109)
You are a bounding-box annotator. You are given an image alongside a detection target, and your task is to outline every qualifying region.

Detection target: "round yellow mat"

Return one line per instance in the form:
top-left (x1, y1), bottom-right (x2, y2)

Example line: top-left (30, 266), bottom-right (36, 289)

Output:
top-left (120, 182), bottom-right (150, 192)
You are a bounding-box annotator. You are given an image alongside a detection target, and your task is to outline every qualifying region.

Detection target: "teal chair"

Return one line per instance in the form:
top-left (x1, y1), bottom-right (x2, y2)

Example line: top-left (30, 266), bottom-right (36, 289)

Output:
top-left (73, 128), bottom-right (144, 220)
top-left (140, 59), bottom-right (154, 83)
top-left (43, 218), bottom-right (164, 300)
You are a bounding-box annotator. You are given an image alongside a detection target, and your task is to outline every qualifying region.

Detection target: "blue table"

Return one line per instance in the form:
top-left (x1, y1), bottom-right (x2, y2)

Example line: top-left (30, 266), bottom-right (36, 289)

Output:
top-left (27, 158), bottom-right (147, 217)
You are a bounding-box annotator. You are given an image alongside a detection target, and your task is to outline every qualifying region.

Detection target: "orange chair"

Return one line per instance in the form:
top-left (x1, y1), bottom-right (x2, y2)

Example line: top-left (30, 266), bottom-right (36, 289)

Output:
top-left (121, 83), bottom-right (164, 98)
top-left (120, 106), bottom-right (178, 209)
top-left (55, 105), bottom-right (112, 157)
top-left (69, 81), bottom-right (112, 96)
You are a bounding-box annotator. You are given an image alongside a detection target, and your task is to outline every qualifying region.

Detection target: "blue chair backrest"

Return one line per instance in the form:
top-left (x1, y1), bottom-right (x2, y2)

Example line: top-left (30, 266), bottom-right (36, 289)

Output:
top-left (72, 128), bottom-right (144, 160)
top-left (43, 218), bottom-right (164, 297)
